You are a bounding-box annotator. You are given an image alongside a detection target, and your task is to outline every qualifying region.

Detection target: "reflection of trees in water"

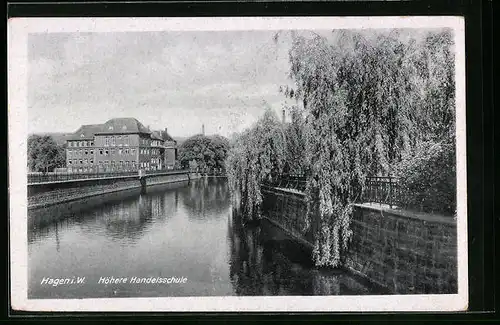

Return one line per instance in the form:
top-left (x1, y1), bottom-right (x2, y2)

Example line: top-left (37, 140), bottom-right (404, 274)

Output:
top-left (228, 207), bottom-right (307, 295)
top-left (29, 192), bottom-right (168, 245)
top-left (227, 208), bottom-right (368, 296)
top-left (28, 185), bottom-right (186, 245)
top-left (181, 178), bottom-right (230, 220)
top-left (28, 190), bottom-right (140, 244)
top-left (74, 195), bottom-right (154, 244)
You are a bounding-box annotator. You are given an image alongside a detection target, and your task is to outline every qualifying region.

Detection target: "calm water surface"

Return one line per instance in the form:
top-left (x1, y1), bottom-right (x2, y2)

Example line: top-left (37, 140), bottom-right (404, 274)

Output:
top-left (28, 178), bottom-right (378, 298)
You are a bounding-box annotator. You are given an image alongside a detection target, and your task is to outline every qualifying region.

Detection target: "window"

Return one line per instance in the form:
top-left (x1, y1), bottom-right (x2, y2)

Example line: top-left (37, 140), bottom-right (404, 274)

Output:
top-left (118, 149), bottom-right (122, 155)
top-left (83, 141), bottom-right (87, 147)
top-left (124, 149), bottom-right (129, 155)
top-left (80, 160), bottom-right (83, 164)
top-left (111, 161), bottom-right (115, 166)
top-left (99, 149), bottom-right (103, 155)
top-left (84, 159), bottom-right (88, 164)
top-left (105, 150), bottom-right (109, 156)
top-left (90, 159), bottom-right (94, 164)
top-left (68, 160), bottom-right (72, 165)
top-left (90, 141), bottom-right (94, 146)
top-left (105, 137), bottom-right (109, 146)
top-left (85, 150), bottom-right (88, 155)
top-left (111, 149), bottom-right (115, 155)
top-left (90, 150), bottom-right (94, 155)
top-left (99, 161), bottom-right (103, 165)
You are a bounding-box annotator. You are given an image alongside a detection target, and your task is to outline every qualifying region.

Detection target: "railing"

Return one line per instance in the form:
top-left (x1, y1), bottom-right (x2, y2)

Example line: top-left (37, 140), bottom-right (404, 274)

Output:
top-left (28, 171), bottom-right (138, 184)
top-left (28, 168), bottom-right (189, 184)
top-left (144, 168), bottom-right (189, 176)
top-left (261, 174), bottom-right (401, 208)
top-left (362, 176), bottom-right (401, 208)
top-left (262, 174), bottom-right (307, 192)
top-left (194, 168), bottom-right (226, 176)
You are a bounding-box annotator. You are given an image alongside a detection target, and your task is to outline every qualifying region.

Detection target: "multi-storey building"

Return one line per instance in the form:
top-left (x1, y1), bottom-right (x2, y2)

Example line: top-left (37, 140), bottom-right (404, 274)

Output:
top-left (65, 118), bottom-right (177, 173)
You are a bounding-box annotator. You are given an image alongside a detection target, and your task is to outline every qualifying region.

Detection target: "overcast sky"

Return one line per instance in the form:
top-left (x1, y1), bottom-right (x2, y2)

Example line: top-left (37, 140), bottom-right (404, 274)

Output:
top-left (28, 31), bottom-right (297, 138)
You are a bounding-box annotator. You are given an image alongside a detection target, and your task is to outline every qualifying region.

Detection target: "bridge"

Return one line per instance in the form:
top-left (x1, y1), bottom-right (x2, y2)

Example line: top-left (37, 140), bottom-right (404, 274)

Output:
top-left (28, 169), bottom-right (193, 185)
top-left (27, 169), bottom-right (200, 209)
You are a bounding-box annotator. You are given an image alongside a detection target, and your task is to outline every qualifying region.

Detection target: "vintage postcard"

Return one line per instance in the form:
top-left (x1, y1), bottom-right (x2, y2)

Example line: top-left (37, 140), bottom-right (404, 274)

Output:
top-left (8, 16), bottom-right (467, 312)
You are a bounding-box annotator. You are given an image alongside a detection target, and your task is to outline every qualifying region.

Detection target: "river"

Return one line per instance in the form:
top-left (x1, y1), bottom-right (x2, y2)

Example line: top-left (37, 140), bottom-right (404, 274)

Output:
top-left (28, 177), bottom-right (380, 298)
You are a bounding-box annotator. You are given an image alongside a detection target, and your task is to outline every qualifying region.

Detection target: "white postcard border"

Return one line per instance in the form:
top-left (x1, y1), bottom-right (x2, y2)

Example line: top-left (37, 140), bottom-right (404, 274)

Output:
top-left (8, 16), bottom-right (467, 312)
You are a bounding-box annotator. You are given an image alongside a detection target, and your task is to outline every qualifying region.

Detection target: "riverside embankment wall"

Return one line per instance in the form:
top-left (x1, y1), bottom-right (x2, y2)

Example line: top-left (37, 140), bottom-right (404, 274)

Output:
top-left (28, 172), bottom-right (198, 210)
top-left (261, 188), bottom-right (458, 294)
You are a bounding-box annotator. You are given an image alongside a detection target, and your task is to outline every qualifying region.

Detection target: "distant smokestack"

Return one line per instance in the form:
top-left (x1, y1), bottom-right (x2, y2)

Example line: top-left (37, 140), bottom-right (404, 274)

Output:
top-left (282, 108), bottom-right (286, 123)
top-left (202, 124), bottom-right (205, 136)
top-left (164, 127), bottom-right (168, 134)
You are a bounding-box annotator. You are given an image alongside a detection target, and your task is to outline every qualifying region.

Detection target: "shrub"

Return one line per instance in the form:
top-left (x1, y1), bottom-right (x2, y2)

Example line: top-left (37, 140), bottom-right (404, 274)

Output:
top-left (396, 140), bottom-right (456, 216)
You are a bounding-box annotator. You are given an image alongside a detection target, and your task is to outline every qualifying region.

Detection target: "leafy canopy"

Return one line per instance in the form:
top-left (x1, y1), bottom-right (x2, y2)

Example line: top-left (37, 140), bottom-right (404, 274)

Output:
top-left (28, 135), bottom-right (66, 173)
top-left (178, 134), bottom-right (229, 171)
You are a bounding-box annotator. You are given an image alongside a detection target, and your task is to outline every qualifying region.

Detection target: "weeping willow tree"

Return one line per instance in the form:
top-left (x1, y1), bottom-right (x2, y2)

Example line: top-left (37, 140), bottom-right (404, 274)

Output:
top-left (283, 105), bottom-right (308, 175)
top-left (279, 29), bottom-right (456, 267)
top-left (226, 108), bottom-right (287, 221)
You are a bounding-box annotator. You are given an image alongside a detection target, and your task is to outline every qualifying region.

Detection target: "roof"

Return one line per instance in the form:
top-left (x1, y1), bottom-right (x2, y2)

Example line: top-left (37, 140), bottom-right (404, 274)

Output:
top-left (67, 124), bottom-right (104, 140)
top-left (66, 118), bottom-right (178, 142)
top-left (150, 131), bottom-right (163, 141)
top-left (96, 118), bottom-right (151, 135)
top-left (161, 131), bottom-right (175, 142)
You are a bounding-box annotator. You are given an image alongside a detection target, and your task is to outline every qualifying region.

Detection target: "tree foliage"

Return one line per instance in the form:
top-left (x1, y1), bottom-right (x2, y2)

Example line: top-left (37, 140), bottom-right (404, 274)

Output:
top-left (280, 29), bottom-right (456, 267)
top-left (396, 139), bottom-right (456, 215)
top-left (283, 105), bottom-right (308, 175)
top-left (226, 109), bottom-right (287, 219)
top-left (28, 135), bottom-right (66, 173)
top-left (178, 134), bottom-right (229, 172)
top-left (226, 29), bottom-right (456, 267)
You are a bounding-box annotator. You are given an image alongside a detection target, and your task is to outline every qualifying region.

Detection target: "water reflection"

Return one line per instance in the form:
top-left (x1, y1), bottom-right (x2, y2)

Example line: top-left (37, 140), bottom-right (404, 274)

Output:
top-left (28, 178), bottom-right (380, 298)
top-left (181, 177), bottom-right (230, 220)
top-left (228, 208), bottom-right (375, 296)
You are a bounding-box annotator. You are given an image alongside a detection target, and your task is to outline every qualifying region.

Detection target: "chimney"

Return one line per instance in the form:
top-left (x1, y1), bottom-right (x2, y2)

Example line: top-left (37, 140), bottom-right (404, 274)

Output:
top-left (164, 127), bottom-right (168, 134)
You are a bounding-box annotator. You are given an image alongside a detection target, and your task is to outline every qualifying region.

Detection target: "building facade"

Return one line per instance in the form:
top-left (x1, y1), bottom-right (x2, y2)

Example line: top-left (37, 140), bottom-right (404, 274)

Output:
top-left (65, 118), bottom-right (177, 173)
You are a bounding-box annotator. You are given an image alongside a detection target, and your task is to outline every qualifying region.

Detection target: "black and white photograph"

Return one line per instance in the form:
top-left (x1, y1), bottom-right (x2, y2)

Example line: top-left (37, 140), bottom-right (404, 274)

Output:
top-left (8, 17), bottom-right (467, 312)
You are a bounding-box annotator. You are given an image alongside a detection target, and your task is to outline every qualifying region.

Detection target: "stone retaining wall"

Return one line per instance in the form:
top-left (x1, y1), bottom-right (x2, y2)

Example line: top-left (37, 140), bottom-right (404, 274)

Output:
top-left (260, 187), bottom-right (458, 294)
top-left (145, 173), bottom-right (190, 186)
top-left (28, 178), bottom-right (141, 209)
top-left (28, 172), bottom-right (194, 209)
top-left (346, 203), bottom-right (457, 294)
